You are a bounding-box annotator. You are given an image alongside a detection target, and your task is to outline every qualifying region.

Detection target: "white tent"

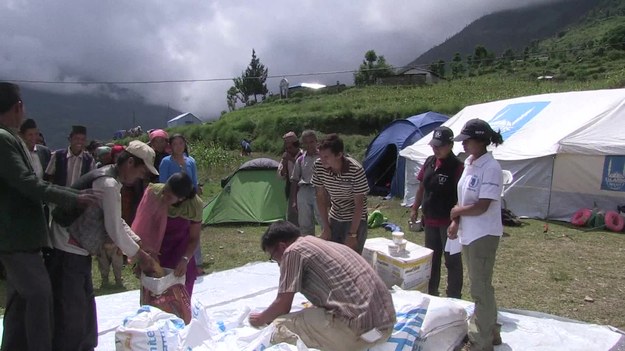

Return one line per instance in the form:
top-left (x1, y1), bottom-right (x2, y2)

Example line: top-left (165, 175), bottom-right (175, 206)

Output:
top-left (400, 89), bottom-right (625, 220)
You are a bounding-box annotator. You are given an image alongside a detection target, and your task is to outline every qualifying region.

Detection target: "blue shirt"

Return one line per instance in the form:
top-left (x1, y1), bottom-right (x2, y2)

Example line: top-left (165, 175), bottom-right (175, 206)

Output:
top-left (159, 155), bottom-right (199, 190)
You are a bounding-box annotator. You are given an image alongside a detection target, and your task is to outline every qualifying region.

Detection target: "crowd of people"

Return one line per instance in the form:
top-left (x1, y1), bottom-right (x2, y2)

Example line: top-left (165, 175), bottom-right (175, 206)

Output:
top-left (0, 82), bottom-right (205, 351)
top-left (263, 121), bottom-right (505, 351)
top-left (0, 80), bottom-right (505, 351)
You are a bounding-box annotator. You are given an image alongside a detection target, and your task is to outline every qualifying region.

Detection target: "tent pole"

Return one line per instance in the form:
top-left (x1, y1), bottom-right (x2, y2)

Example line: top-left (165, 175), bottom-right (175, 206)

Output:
top-left (545, 154), bottom-right (557, 220)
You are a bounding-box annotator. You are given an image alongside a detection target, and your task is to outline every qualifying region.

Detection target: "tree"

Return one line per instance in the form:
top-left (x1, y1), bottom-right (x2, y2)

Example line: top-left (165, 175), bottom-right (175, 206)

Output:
top-left (354, 50), bottom-right (394, 86)
top-left (429, 60), bottom-right (445, 78)
top-left (228, 49), bottom-right (269, 107)
top-left (502, 48), bottom-right (516, 62)
top-left (451, 52), bottom-right (465, 79)
top-left (437, 59), bottom-right (446, 78)
top-left (226, 86), bottom-right (239, 112)
top-left (473, 45), bottom-right (489, 67)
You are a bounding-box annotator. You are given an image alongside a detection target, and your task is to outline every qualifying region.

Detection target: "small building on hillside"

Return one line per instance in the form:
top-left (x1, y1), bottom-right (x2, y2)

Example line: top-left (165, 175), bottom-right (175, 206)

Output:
top-left (167, 113), bottom-right (203, 128)
top-left (378, 67), bottom-right (440, 86)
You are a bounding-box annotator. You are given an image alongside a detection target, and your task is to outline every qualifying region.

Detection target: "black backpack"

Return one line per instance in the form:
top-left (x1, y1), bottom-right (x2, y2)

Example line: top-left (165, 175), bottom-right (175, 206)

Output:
top-left (501, 208), bottom-right (522, 227)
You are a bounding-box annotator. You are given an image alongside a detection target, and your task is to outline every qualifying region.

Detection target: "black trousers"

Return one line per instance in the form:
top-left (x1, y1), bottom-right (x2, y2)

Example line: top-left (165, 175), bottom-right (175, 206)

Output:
top-left (424, 225), bottom-right (463, 298)
top-left (0, 251), bottom-right (54, 351)
top-left (46, 249), bottom-right (97, 351)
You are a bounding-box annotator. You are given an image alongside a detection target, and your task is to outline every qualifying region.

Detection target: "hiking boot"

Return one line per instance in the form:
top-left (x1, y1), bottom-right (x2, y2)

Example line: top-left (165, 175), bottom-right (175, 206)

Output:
top-left (493, 323), bottom-right (502, 346)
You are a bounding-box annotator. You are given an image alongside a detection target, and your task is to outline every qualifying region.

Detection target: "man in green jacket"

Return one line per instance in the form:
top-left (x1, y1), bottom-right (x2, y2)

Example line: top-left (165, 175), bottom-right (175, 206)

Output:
top-left (0, 82), bottom-right (99, 351)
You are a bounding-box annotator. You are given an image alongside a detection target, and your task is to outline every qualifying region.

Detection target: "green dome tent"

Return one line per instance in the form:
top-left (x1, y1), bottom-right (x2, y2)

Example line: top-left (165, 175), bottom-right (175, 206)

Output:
top-left (202, 158), bottom-right (287, 225)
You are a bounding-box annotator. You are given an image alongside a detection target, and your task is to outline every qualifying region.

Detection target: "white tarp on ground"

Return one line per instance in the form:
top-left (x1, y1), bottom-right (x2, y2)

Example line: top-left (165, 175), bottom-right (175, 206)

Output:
top-left (400, 88), bottom-right (625, 220)
top-left (1, 262), bottom-right (624, 350)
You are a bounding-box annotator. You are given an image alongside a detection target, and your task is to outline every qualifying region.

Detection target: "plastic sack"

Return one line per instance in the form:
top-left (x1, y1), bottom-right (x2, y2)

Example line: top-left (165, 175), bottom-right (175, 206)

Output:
top-left (115, 305), bottom-right (186, 351)
top-left (141, 269), bottom-right (185, 296)
top-left (141, 269), bottom-right (191, 324)
top-left (369, 294), bottom-right (430, 351)
top-left (370, 289), bottom-right (468, 351)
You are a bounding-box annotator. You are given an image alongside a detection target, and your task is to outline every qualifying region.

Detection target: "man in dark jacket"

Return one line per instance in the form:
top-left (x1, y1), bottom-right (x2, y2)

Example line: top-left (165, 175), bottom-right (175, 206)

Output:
top-left (0, 82), bottom-right (98, 351)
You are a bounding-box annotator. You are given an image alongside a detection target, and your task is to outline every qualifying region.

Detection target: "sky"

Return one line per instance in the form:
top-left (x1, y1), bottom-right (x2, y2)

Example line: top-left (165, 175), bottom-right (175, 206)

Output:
top-left (0, 0), bottom-right (556, 120)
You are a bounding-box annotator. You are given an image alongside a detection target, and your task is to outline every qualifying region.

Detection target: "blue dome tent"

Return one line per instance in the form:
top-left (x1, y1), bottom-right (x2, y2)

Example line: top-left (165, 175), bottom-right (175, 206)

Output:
top-left (363, 111), bottom-right (448, 198)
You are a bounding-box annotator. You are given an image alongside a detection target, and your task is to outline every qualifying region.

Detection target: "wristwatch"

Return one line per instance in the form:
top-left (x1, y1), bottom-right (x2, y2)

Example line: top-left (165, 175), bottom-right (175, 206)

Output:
top-left (348, 232), bottom-right (358, 238)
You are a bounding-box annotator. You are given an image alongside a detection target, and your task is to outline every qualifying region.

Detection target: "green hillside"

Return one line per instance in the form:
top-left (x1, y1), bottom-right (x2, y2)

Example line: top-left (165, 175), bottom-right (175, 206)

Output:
top-left (171, 0), bottom-right (625, 162)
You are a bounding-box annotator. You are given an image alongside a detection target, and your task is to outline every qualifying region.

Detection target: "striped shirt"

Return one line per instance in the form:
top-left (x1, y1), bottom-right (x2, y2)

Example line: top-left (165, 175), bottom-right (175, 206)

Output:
top-left (278, 236), bottom-right (396, 334)
top-left (45, 148), bottom-right (95, 186)
top-left (311, 156), bottom-right (369, 221)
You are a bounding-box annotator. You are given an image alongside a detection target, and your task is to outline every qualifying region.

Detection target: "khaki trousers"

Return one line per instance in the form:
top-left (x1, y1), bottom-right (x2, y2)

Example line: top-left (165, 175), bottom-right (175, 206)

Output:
top-left (463, 235), bottom-right (500, 351)
top-left (271, 308), bottom-right (392, 351)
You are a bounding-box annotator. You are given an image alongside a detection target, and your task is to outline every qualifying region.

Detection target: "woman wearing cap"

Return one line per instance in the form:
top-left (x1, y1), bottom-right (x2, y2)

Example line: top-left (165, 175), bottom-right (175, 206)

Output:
top-left (132, 172), bottom-right (204, 297)
top-left (410, 126), bottom-right (464, 299)
top-left (448, 119), bottom-right (504, 351)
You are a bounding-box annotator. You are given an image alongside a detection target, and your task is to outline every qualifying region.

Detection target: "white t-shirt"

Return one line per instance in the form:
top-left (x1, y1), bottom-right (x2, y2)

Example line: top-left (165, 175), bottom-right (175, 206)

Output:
top-left (457, 152), bottom-right (503, 245)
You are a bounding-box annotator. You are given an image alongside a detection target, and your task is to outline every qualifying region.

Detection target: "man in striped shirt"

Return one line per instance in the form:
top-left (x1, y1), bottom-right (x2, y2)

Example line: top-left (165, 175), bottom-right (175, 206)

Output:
top-left (249, 221), bottom-right (396, 351)
top-left (312, 133), bottom-right (369, 253)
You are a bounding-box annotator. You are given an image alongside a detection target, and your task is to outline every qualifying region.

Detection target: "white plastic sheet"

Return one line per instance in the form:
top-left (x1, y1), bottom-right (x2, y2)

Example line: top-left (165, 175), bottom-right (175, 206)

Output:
top-left (1, 261), bottom-right (623, 350)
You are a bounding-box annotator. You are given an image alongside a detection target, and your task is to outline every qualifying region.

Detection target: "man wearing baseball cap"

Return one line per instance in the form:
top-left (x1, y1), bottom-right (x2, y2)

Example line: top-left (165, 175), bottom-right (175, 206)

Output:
top-left (47, 140), bottom-right (159, 351)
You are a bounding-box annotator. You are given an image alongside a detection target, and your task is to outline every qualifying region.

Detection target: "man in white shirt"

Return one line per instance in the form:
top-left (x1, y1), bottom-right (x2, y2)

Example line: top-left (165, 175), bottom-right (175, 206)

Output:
top-left (45, 125), bottom-right (95, 187)
top-left (47, 140), bottom-right (158, 351)
top-left (290, 130), bottom-right (322, 235)
top-left (278, 131), bottom-right (302, 226)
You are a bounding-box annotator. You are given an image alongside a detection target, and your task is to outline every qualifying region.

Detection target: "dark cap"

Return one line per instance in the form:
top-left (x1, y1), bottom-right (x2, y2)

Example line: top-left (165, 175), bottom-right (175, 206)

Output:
top-left (429, 126), bottom-right (454, 146)
top-left (454, 119), bottom-right (493, 141)
top-left (70, 125), bottom-right (87, 136)
top-left (19, 118), bottom-right (37, 134)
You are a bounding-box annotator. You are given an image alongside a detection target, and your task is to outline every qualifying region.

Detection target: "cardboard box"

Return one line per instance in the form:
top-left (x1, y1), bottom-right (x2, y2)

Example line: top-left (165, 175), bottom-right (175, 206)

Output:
top-left (363, 237), bottom-right (433, 292)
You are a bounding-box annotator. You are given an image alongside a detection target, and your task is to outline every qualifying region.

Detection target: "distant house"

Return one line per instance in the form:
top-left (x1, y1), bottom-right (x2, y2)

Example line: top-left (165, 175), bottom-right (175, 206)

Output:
top-left (377, 67), bottom-right (440, 86)
top-left (288, 82), bottom-right (326, 93)
top-left (167, 113), bottom-right (203, 128)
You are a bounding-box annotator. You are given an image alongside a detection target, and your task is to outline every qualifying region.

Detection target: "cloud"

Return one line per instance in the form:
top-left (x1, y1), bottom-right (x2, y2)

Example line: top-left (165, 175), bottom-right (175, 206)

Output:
top-left (0, 0), bottom-right (554, 119)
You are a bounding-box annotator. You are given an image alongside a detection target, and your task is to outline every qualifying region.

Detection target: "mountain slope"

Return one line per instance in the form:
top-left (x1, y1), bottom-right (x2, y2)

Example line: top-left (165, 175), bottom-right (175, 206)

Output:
top-left (407, 0), bottom-right (599, 67)
top-left (20, 87), bottom-right (182, 149)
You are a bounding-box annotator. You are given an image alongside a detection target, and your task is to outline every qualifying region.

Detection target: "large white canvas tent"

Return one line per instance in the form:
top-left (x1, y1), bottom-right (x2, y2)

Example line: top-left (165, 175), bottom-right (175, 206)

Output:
top-left (400, 89), bottom-right (625, 220)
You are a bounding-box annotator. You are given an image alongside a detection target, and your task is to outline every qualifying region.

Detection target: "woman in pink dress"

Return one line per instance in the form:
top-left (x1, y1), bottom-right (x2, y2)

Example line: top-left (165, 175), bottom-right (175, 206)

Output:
top-left (132, 172), bottom-right (204, 296)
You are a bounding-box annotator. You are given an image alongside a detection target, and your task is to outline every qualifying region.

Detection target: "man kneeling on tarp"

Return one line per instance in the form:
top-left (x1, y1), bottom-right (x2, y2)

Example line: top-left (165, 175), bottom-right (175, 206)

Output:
top-left (249, 221), bottom-right (396, 351)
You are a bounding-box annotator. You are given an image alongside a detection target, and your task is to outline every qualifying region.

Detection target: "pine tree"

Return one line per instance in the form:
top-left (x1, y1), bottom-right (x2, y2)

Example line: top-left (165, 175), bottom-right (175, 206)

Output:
top-left (229, 49), bottom-right (269, 107)
top-left (354, 50), bottom-right (394, 86)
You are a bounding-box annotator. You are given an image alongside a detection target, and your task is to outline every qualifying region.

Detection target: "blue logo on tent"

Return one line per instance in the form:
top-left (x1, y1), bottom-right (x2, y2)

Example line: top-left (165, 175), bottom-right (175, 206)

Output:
top-left (489, 101), bottom-right (550, 140)
top-left (601, 156), bottom-right (625, 192)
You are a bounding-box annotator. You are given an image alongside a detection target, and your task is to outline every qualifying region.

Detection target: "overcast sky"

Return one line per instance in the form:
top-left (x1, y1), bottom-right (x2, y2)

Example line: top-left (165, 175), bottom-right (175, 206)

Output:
top-left (1, 0), bottom-right (555, 119)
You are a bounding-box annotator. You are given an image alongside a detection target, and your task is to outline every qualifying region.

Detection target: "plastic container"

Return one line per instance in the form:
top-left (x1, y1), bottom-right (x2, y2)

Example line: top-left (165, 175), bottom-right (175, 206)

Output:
top-left (388, 243), bottom-right (401, 256)
top-left (392, 231), bottom-right (405, 244)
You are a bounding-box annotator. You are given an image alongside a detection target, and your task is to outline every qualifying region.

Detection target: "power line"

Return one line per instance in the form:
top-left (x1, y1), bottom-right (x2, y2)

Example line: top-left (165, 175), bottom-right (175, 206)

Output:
top-left (3, 41), bottom-right (624, 86)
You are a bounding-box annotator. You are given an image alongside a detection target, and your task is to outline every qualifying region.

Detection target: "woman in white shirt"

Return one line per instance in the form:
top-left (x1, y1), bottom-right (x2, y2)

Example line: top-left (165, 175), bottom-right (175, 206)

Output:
top-left (448, 119), bottom-right (504, 351)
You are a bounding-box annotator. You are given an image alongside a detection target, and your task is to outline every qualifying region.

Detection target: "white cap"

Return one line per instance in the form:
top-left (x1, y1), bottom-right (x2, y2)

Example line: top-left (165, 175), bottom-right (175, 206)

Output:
top-left (125, 140), bottom-right (159, 175)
